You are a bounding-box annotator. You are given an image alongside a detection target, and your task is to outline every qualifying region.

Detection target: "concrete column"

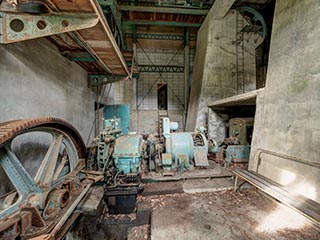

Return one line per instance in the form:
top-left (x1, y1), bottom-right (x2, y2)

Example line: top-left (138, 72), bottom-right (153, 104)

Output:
top-left (184, 28), bottom-right (190, 130)
top-left (249, 0), bottom-right (320, 203)
top-left (186, 8), bottom-right (262, 131)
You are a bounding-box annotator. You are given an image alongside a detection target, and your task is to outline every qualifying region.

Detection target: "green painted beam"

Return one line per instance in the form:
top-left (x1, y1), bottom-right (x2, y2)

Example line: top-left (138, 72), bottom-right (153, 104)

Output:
top-left (123, 33), bottom-right (197, 41)
top-left (97, 0), bottom-right (113, 6)
top-left (119, 5), bottom-right (209, 15)
top-left (69, 57), bottom-right (96, 62)
top-left (61, 51), bottom-right (97, 62)
top-left (122, 20), bottom-right (202, 28)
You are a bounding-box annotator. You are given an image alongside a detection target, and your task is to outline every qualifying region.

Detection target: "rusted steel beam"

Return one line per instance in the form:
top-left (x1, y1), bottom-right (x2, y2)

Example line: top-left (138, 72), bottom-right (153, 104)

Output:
top-left (0, 12), bottom-right (99, 44)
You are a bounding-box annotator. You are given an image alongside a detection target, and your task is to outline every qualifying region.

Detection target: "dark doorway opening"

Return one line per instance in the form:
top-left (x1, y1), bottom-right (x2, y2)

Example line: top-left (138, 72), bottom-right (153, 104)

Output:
top-left (157, 84), bottom-right (168, 110)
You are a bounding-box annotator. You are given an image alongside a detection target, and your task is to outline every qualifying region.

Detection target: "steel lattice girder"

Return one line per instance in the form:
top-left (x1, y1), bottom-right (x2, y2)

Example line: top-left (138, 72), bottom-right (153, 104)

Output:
top-left (0, 12), bottom-right (99, 44)
top-left (138, 65), bottom-right (184, 73)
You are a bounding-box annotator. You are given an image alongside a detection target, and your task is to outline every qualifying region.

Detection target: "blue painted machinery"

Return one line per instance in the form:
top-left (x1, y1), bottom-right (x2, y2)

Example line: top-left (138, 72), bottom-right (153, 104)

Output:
top-left (113, 134), bottom-right (143, 175)
top-left (88, 117), bottom-right (144, 183)
top-left (92, 118), bottom-right (122, 171)
top-left (156, 118), bottom-right (211, 176)
top-left (88, 117), bottom-right (214, 212)
top-left (215, 118), bottom-right (254, 166)
top-left (225, 145), bottom-right (251, 163)
top-left (88, 118), bottom-right (146, 214)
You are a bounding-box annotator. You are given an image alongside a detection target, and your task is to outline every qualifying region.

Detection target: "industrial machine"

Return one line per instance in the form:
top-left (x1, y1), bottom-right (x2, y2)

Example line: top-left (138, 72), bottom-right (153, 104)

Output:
top-left (150, 117), bottom-right (211, 176)
top-left (88, 117), bottom-right (146, 214)
top-left (0, 116), bottom-right (225, 238)
top-left (87, 117), bottom-right (214, 212)
top-left (89, 116), bottom-right (214, 181)
top-left (87, 117), bottom-right (122, 172)
top-left (88, 118), bottom-right (145, 185)
top-left (216, 118), bottom-right (254, 165)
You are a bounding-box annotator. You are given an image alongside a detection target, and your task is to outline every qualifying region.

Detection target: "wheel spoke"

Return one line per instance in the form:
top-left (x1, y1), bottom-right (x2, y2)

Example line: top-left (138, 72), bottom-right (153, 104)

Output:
top-left (1, 144), bottom-right (41, 196)
top-left (53, 154), bottom-right (68, 181)
top-left (35, 133), bottom-right (63, 185)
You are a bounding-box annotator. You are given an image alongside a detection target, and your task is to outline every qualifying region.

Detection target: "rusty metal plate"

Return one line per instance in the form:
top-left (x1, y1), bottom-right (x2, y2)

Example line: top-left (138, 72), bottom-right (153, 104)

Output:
top-left (0, 12), bottom-right (98, 44)
top-left (194, 148), bottom-right (209, 167)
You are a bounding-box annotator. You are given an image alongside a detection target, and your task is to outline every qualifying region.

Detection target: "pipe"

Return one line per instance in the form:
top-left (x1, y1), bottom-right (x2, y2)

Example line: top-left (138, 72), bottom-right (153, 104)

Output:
top-left (254, 148), bottom-right (320, 172)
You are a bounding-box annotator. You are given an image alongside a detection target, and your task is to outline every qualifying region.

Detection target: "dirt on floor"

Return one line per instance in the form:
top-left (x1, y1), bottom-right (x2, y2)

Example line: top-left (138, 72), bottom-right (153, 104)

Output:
top-left (138, 189), bottom-right (320, 240)
top-left (127, 225), bottom-right (150, 240)
top-left (68, 183), bottom-right (319, 240)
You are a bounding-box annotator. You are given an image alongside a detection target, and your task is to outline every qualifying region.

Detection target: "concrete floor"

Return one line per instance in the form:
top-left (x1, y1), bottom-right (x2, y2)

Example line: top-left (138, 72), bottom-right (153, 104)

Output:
top-left (137, 184), bottom-right (319, 240)
top-left (69, 178), bottom-right (319, 240)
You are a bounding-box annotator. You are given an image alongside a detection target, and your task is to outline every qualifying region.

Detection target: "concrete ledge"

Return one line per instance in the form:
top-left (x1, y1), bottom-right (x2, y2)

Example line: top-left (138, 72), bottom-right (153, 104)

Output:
top-left (208, 88), bottom-right (264, 108)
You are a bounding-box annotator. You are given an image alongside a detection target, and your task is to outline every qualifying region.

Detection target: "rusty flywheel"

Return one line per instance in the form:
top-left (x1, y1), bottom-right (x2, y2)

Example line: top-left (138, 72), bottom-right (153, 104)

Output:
top-left (0, 118), bottom-right (90, 239)
top-left (0, 117), bottom-right (86, 158)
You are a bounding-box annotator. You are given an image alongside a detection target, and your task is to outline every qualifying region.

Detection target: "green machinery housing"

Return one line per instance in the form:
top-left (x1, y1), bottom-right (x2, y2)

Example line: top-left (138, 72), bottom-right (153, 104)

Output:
top-left (223, 118), bottom-right (254, 164)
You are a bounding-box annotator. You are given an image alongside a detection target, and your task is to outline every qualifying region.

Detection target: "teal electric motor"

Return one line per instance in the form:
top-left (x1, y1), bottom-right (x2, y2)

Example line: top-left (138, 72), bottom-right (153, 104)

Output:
top-left (161, 117), bottom-right (209, 171)
top-left (113, 134), bottom-right (144, 174)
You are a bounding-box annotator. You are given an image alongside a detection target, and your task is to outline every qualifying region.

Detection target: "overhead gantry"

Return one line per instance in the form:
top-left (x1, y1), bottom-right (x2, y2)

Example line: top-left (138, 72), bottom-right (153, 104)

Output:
top-left (0, 0), bottom-right (132, 82)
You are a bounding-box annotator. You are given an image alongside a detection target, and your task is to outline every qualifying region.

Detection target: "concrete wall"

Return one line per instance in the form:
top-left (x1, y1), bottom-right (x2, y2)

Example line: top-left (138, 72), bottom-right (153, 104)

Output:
top-left (185, 15), bottom-right (208, 132)
top-left (250, 0), bottom-right (320, 202)
top-left (186, 9), bottom-right (262, 132)
top-left (208, 109), bottom-right (229, 143)
top-left (0, 38), bottom-right (95, 142)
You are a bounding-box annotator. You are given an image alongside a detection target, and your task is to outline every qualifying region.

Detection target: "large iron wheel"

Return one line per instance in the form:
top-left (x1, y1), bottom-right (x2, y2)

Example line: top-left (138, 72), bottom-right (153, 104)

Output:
top-left (0, 118), bottom-right (87, 239)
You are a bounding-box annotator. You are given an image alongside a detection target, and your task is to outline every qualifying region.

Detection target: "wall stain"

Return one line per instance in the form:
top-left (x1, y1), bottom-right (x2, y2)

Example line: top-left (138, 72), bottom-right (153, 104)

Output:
top-left (289, 78), bottom-right (309, 96)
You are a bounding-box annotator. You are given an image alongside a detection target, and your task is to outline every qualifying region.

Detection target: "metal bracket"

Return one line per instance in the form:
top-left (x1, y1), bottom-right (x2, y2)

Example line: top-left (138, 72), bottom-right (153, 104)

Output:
top-left (88, 75), bottom-right (123, 88)
top-left (0, 12), bottom-right (99, 44)
top-left (88, 74), bottom-right (139, 87)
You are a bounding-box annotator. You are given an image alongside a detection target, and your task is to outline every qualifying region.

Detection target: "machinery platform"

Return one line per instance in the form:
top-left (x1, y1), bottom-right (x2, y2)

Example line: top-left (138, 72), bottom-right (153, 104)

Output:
top-left (142, 161), bottom-right (232, 182)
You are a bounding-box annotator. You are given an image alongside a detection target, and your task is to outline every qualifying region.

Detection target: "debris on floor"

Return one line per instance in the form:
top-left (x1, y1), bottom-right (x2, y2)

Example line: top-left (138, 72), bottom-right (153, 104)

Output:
top-left (138, 189), bottom-right (320, 240)
top-left (127, 224), bottom-right (150, 240)
top-left (68, 182), bottom-right (320, 240)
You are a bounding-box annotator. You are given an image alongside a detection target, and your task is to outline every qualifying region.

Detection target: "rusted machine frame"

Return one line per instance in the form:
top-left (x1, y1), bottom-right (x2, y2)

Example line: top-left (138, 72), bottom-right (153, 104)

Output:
top-left (0, 12), bottom-right (99, 44)
top-left (0, 0), bottom-right (131, 77)
top-left (0, 118), bottom-right (103, 239)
